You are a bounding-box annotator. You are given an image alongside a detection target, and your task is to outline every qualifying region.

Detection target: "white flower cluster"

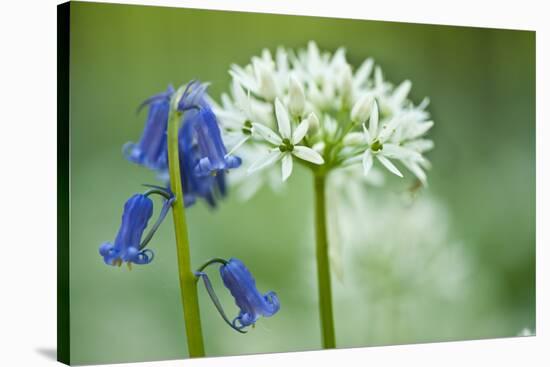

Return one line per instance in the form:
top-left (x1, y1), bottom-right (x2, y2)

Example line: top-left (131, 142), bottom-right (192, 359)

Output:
top-left (326, 181), bottom-right (471, 341)
top-left (212, 41), bottom-right (434, 198)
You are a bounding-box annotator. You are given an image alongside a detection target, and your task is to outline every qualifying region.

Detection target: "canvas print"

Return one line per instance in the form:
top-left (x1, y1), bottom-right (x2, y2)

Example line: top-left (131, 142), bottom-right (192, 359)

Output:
top-left (57, 1), bottom-right (535, 365)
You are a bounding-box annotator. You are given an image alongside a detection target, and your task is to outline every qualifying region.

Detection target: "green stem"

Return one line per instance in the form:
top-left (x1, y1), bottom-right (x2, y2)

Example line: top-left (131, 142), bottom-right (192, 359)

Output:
top-left (167, 94), bottom-right (205, 358)
top-left (313, 172), bottom-right (336, 348)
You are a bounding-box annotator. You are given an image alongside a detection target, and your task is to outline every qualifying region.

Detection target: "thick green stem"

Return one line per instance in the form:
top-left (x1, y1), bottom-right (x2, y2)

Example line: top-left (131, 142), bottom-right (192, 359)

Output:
top-left (167, 96), bottom-right (205, 358)
top-left (313, 172), bottom-right (336, 348)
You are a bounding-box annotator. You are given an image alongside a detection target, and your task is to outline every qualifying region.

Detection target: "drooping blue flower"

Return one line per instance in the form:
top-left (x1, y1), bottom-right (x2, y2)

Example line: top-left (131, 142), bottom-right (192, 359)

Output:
top-left (125, 81), bottom-right (241, 208)
top-left (99, 194), bottom-right (155, 266)
top-left (177, 104), bottom-right (241, 207)
top-left (177, 81), bottom-right (242, 177)
top-left (219, 258), bottom-right (280, 329)
top-left (123, 85), bottom-right (174, 171)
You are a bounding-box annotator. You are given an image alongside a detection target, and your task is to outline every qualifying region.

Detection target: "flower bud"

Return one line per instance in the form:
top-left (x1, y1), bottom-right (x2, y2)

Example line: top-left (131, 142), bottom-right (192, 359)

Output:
top-left (351, 94), bottom-right (374, 123)
top-left (306, 112), bottom-right (320, 134)
top-left (254, 60), bottom-right (277, 101)
top-left (340, 65), bottom-right (353, 100)
top-left (288, 76), bottom-right (305, 117)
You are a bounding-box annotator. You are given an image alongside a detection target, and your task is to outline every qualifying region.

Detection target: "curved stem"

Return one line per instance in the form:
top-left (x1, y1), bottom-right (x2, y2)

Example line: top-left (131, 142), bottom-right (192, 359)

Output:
top-left (139, 197), bottom-right (174, 250)
top-left (196, 257), bottom-right (229, 273)
top-left (195, 271), bottom-right (247, 334)
top-left (167, 91), bottom-right (205, 358)
top-left (313, 172), bottom-right (336, 348)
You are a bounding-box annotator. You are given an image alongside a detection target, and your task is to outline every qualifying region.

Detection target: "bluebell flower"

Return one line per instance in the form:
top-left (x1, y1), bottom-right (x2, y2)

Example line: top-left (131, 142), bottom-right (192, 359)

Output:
top-left (123, 85), bottom-right (174, 171)
top-left (99, 194), bottom-right (156, 266)
top-left (177, 105), bottom-right (241, 207)
top-left (168, 81), bottom-right (241, 207)
top-left (220, 258), bottom-right (280, 329)
top-left (126, 81), bottom-right (241, 208)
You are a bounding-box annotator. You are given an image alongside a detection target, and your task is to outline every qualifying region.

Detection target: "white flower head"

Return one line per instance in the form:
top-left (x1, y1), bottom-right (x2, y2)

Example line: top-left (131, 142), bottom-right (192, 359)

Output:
top-left (248, 99), bottom-right (324, 181)
top-left (216, 41), bottom-right (435, 197)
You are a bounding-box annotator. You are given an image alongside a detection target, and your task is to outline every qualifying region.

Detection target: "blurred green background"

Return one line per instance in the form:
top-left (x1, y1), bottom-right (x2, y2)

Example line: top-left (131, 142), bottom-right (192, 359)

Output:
top-left (68, 1), bottom-right (535, 364)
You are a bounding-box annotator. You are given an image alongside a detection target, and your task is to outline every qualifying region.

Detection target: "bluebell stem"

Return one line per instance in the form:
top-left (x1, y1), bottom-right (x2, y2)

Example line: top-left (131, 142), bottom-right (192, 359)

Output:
top-left (196, 258), bottom-right (280, 331)
top-left (123, 85), bottom-right (174, 171)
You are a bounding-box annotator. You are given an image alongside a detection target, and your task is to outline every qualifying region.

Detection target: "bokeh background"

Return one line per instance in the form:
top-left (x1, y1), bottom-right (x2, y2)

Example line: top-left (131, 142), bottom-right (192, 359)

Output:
top-left (68, 2), bottom-right (535, 364)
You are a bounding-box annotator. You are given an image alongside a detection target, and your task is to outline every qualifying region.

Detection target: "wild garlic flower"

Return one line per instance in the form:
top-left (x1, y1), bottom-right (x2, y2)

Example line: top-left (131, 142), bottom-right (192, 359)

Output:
top-left (344, 101), bottom-right (425, 180)
top-left (213, 41), bottom-right (434, 195)
top-left (248, 98), bottom-right (324, 181)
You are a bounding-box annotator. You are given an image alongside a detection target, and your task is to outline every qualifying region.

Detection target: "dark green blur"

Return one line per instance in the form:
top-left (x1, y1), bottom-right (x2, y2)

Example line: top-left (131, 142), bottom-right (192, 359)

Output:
top-left (68, 2), bottom-right (535, 364)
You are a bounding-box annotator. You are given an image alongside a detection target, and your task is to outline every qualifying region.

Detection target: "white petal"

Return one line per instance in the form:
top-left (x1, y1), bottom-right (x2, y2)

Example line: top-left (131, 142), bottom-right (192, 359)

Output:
top-left (383, 144), bottom-right (422, 161)
top-left (374, 66), bottom-right (384, 87)
top-left (307, 112), bottom-right (320, 134)
top-left (377, 155), bottom-right (403, 177)
top-left (351, 94), bottom-right (373, 123)
top-left (418, 97), bottom-right (430, 110)
top-left (342, 154), bottom-right (363, 166)
top-left (403, 160), bottom-right (427, 186)
top-left (343, 132), bottom-right (364, 145)
top-left (340, 65), bottom-right (353, 98)
top-left (276, 47), bottom-right (289, 74)
top-left (378, 116), bottom-right (404, 142)
top-left (253, 60), bottom-right (277, 100)
top-left (231, 80), bottom-right (248, 112)
top-left (324, 115), bottom-right (338, 137)
top-left (362, 150), bottom-right (373, 176)
top-left (308, 41), bottom-right (321, 68)
top-left (369, 101), bottom-right (379, 137)
top-left (392, 80), bottom-right (412, 104)
top-left (353, 58), bottom-right (374, 87)
top-left (419, 156), bottom-right (432, 170)
top-left (307, 81), bottom-right (325, 107)
top-left (292, 146), bottom-right (324, 165)
top-left (252, 123), bottom-right (282, 146)
top-left (404, 139), bottom-right (434, 153)
top-left (229, 65), bottom-right (257, 93)
top-left (281, 154), bottom-right (293, 181)
top-left (274, 98), bottom-right (291, 138)
top-left (292, 118), bottom-right (309, 144)
top-left (225, 135), bottom-right (250, 156)
top-left (409, 120), bottom-right (434, 139)
top-left (362, 123), bottom-right (372, 143)
top-left (288, 76), bottom-right (305, 116)
top-left (312, 141), bottom-right (326, 154)
top-left (247, 149), bottom-right (283, 174)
